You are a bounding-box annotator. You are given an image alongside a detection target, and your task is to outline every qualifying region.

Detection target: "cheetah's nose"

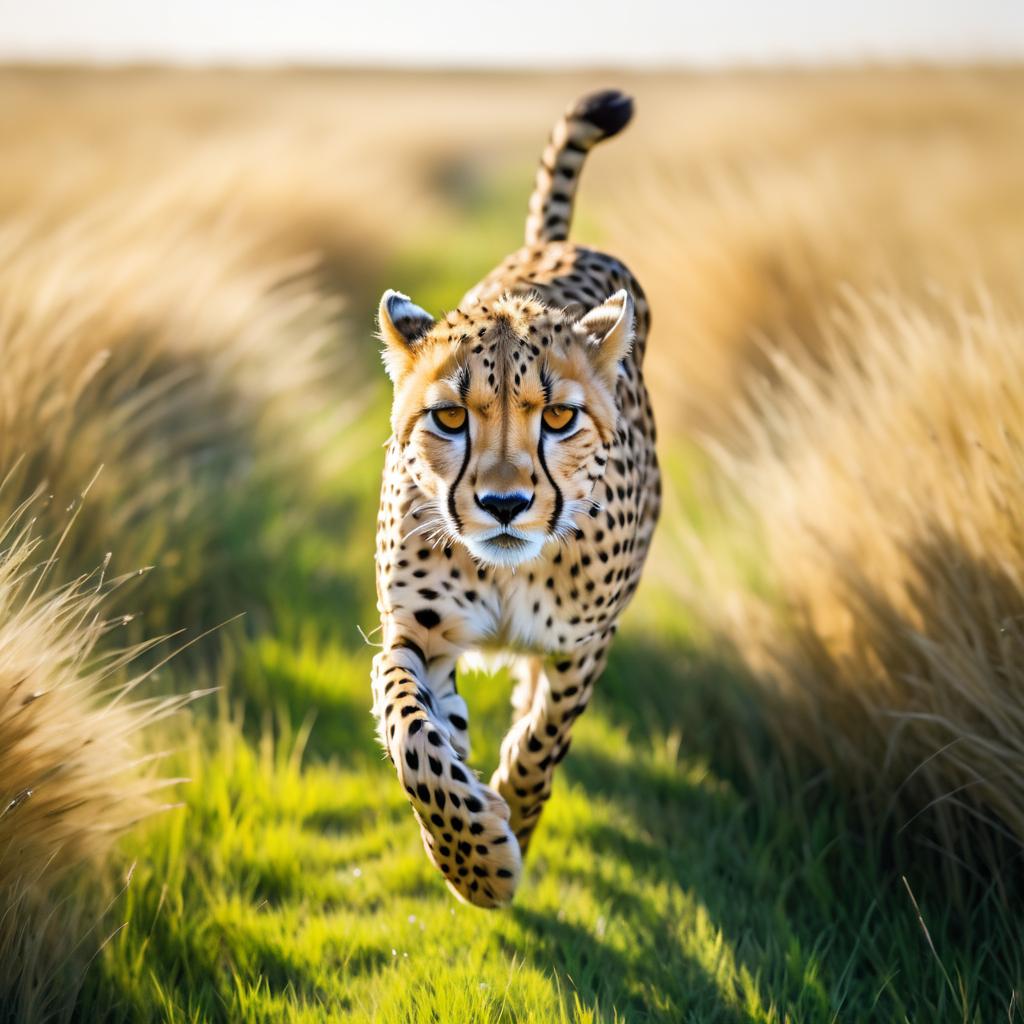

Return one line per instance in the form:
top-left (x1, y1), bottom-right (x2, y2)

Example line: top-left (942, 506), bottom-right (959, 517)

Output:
top-left (476, 492), bottom-right (532, 526)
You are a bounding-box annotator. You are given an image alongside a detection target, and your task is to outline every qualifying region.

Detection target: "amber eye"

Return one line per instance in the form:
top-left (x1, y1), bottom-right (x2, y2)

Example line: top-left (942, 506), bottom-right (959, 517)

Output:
top-left (431, 406), bottom-right (467, 433)
top-left (542, 405), bottom-right (577, 433)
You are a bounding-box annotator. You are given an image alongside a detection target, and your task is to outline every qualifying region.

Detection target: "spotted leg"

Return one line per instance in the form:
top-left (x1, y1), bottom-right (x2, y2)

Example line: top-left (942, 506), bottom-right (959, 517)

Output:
top-left (371, 638), bottom-right (522, 907)
top-left (490, 641), bottom-right (609, 853)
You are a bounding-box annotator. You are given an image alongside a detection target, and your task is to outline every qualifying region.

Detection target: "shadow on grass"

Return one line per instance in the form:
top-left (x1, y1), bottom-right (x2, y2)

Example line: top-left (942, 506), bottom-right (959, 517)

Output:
top-left (510, 902), bottom-right (757, 1024)
top-left (506, 632), bottom-right (877, 1021)
top-left (505, 619), bottom-right (1024, 1022)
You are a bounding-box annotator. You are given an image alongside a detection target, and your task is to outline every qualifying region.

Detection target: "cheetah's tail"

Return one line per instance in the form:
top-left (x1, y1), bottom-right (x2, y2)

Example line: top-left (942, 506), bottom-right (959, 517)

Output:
top-left (524, 89), bottom-right (634, 247)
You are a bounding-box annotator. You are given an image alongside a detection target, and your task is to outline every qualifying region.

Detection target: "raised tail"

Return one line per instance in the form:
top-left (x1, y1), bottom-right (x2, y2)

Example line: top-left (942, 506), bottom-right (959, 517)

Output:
top-left (524, 89), bottom-right (634, 246)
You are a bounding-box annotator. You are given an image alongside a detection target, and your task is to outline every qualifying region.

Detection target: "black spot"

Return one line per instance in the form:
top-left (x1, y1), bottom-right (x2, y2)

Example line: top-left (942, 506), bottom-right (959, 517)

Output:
top-left (451, 764), bottom-right (468, 783)
top-left (417, 783), bottom-right (430, 802)
top-left (464, 796), bottom-right (482, 813)
top-left (429, 755), bottom-right (443, 775)
top-left (449, 714), bottom-right (468, 731)
top-left (405, 749), bottom-right (419, 771)
top-left (407, 719), bottom-right (422, 736)
top-left (414, 608), bottom-right (441, 629)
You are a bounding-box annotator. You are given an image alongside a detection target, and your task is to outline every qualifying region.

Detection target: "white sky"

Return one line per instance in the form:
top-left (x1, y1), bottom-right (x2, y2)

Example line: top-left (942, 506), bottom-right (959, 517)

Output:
top-left (0, 0), bottom-right (1021, 67)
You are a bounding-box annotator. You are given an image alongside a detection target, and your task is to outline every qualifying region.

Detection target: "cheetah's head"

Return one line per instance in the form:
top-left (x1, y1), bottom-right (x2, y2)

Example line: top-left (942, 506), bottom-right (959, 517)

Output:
top-left (378, 290), bottom-right (633, 567)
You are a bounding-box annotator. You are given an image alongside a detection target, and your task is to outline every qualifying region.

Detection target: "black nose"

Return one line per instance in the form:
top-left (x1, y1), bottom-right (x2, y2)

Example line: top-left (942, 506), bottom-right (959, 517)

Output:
top-left (476, 492), bottom-right (531, 525)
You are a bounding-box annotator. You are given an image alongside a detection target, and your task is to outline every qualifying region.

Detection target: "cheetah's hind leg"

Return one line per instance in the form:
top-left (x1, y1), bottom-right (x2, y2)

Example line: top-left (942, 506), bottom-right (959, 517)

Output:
top-left (509, 655), bottom-right (542, 725)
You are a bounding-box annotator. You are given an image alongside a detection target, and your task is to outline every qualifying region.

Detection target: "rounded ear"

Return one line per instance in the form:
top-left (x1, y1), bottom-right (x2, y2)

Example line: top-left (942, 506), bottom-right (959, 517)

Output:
top-left (378, 290), bottom-right (435, 383)
top-left (576, 289), bottom-right (634, 384)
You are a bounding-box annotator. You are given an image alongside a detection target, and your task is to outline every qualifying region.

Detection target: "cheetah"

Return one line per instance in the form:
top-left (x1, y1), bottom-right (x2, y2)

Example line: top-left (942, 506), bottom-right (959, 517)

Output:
top-left (371, 89), bottom-right (660, 907)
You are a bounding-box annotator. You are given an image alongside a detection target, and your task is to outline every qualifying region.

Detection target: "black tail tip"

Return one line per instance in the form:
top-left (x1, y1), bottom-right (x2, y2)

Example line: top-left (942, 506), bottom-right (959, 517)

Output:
top-left (572, 89), bottom-right (634, 138)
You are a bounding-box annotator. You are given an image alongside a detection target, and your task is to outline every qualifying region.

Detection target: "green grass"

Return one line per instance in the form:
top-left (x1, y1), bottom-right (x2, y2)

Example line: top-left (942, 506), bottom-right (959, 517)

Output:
top-left (73, 170), bottom-right (1023, 1024)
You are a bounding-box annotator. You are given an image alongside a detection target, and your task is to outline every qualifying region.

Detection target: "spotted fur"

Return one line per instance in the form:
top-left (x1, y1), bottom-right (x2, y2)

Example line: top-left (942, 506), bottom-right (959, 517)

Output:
top-left (371, 90), bottom-right (660, 907)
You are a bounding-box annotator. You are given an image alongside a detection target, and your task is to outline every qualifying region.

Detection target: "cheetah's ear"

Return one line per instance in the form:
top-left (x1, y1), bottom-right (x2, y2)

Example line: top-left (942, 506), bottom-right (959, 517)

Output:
top-left (576, 289), bottom-right (634, 385)
top-left (378, 289), bottom-right (435, 383)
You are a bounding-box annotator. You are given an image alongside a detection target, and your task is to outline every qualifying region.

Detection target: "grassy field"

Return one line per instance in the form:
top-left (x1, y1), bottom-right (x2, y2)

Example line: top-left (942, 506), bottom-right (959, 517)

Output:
top-left (1, 68), bottom-right (1023, 1022)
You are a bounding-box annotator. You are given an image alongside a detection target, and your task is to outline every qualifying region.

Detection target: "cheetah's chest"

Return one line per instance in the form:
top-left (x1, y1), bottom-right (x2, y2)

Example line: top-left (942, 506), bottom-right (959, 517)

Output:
top-left (482, 456), bottom-right (648, 655)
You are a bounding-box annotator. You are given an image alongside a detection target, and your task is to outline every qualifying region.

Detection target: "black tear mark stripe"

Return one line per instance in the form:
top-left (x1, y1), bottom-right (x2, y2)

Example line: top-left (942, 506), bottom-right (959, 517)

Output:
top-left (457, 365), bottom-right (471, 404)
top-left (537, 431), bottom-right (563, 534)
top-left (447, 419), bottom-right (472, 533)
top-left (539, 365), bottom-right (553, 406)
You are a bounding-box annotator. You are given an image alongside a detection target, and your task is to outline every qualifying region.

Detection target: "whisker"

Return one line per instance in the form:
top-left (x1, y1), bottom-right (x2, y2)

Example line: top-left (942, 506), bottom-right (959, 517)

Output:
top-left (402, 517), bottom-right (445, 544)
top-left (407, 500), bottom-right (438, 519)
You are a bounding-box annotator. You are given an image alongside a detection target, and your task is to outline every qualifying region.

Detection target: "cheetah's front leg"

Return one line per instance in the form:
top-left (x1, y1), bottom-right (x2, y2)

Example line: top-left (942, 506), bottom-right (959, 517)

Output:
top-left (490, 641), bottom-right (609, 853)
top-left (372, 641), bottom-right (522, 907)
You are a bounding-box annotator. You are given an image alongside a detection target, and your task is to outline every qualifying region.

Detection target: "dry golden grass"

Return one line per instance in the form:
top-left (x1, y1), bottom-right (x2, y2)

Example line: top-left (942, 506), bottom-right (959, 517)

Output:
top-left (0, 203), bottom-right (345, 616)
top-left (677, 292), bottom-right (1024, 877)
top-left (0, 505), bottom-right (200, 1022)
top-left (595, 69), bottom-right (1024, 434)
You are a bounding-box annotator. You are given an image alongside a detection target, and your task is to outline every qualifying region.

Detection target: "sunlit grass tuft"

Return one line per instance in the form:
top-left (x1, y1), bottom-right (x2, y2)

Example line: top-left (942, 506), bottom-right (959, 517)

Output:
top-left (0, 505), bottom-right (200, 1023)
top-left (683, 293), bottom-right (1024, 884)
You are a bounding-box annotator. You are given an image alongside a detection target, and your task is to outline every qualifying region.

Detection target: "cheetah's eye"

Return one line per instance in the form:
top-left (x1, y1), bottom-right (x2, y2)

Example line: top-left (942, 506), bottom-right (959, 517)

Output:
top-left (542, 405), bottom-right (577, 433)
top-left (431, 407), bottom-right (467, 434)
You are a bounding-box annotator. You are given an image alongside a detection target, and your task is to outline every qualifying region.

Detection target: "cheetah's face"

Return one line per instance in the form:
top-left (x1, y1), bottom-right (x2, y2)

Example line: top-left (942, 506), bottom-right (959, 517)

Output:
top-left (378, 290), bottom-right (634, 567)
